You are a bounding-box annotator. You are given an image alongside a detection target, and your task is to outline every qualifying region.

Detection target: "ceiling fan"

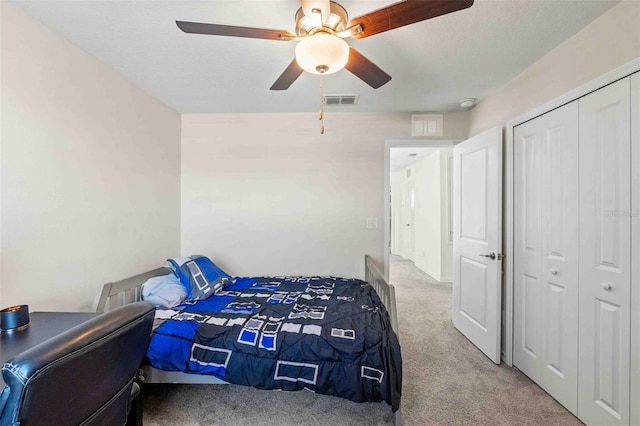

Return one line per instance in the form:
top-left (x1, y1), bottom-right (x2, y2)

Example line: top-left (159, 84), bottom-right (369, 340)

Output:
top-left (176, 0), bottom-right (474, 91)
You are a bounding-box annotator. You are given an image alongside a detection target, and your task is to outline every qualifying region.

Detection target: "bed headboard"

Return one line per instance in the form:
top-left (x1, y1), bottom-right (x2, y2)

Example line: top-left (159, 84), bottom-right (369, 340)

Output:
top-left (94, 267), bottom-right (171, 313)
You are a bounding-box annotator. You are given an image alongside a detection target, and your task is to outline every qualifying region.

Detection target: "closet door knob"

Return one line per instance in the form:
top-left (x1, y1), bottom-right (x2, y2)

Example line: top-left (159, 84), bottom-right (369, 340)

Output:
top-left (550, 269), bottom-right (558, 275)
top-left (601, 282), bottom-right (612, 291)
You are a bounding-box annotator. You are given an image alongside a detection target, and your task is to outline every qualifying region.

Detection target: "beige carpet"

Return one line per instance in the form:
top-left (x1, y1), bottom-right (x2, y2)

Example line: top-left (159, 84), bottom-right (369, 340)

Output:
top-left (388, 256), bottom-right (581, 425)
top-left (143, 256), bottom-right (582, 425)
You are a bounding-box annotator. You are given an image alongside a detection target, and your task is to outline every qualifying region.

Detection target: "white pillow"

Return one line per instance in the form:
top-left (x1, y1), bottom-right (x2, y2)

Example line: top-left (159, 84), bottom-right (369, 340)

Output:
top-left (142, 274), bottom-right (187, 309)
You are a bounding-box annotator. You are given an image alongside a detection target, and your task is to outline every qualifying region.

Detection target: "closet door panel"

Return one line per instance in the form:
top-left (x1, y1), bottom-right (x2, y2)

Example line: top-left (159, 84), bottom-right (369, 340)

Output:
top-left (542, 282), bottom-right (565, 372)
top-left (578, 77), bottom-right (631, 426)
top-left (514, 125), bottom-right (543, 376)
top-left (538, 108), bottom-right (579, 413)
top-left (514, 101), bottom-right (579, 414)
top-left (537, 103), bottom-right (579, 413)
top-left (629, 71), bottom-right (639, 426)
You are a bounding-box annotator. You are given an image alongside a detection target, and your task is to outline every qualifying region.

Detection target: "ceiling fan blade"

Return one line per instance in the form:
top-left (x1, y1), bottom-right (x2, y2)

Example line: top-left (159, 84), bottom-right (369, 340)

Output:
top-left (345, 48), bottom-right (391, 89)
top-left (176, 21), bottom-right (295, 41)
top-left (350, 0), bottom-right (474, 39)
top-left (270, 59), bottom-right (304, 90)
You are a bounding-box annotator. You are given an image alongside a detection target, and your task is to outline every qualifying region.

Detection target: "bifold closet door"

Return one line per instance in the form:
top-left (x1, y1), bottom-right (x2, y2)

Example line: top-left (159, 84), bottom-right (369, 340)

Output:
top-left (578, 76), bottom-right (631, 426)
top-left (513, 101), bottom-right (579, 414)
top-left (630, 71), bottom-right (639, 426)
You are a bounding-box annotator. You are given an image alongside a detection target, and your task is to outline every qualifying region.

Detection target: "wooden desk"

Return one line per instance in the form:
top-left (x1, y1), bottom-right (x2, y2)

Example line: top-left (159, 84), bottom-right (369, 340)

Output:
top-left (0, 312), bottom-right (97, 368)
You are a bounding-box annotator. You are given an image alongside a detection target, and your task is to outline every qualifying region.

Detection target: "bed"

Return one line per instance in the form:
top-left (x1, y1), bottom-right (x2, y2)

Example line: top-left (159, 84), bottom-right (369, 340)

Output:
top-left (95, 255), bottom-right (401, 424)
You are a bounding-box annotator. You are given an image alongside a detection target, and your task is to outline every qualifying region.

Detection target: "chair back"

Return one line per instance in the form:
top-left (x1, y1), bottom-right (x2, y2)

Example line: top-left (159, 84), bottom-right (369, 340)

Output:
top-left (0, 302), bottom-right (154, 425)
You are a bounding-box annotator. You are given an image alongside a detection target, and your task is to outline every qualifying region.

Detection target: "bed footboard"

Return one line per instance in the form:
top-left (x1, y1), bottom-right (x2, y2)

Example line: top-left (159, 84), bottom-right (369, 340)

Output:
top-left (364, 255), bottom-right (402, 426)
top-left (365, 255), bottom-right (399, 334)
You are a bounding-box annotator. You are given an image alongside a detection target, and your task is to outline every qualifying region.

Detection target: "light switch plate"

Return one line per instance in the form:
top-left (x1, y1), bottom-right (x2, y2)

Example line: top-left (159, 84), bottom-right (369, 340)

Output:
top-left (366, 218), bottom-right (378, 229)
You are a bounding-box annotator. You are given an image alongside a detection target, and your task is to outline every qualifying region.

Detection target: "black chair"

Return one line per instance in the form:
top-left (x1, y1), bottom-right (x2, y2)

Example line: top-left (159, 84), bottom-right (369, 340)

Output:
top-left (0, 301), bottom-right (155, 426)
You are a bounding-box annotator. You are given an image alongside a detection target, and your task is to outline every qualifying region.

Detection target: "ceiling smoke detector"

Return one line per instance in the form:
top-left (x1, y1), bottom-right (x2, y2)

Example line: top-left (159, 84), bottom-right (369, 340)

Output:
top-left (459, 98), bottom-right (477, 110)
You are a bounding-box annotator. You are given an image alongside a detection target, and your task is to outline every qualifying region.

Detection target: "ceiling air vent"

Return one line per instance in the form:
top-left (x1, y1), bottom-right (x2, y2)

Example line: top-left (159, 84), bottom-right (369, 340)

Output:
top-left (323, 95), bottom-right (359, 106)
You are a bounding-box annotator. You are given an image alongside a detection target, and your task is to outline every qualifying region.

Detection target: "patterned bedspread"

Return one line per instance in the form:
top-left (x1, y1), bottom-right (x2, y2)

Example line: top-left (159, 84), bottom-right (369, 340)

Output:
top-left (147, 276), bottom-right (402, 411)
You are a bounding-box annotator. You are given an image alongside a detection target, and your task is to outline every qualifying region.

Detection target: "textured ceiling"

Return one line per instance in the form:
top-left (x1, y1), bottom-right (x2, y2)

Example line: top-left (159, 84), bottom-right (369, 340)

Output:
top-left (10, 0), bottom-right (617, 114)
top-left (390, 147), bottom-right (440, 172)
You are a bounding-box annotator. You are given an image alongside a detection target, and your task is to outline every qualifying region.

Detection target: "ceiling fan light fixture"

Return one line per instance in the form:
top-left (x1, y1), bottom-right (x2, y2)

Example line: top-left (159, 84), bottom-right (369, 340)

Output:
top-left (295, 33), bottom-right (349, 75)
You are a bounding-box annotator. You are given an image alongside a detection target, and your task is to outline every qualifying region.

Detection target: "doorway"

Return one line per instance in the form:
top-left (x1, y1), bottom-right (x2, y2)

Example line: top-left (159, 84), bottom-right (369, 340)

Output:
top-left (385, 141), bottom-right (457, 283)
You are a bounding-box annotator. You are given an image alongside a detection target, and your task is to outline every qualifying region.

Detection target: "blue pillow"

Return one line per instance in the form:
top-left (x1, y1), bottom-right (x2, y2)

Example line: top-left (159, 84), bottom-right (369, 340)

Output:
top-left (167, 255), bottom-right (232, 301)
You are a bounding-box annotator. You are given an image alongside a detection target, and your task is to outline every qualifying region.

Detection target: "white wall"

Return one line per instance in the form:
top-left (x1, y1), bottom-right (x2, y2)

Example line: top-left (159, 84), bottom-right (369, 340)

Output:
top-left (181, 113), bottom-right (411, 279)
top-left (390, 170), bottom-right (403, 255)
top-left (0, 1), bottom-right (4, 306)
top-left (468, 0), bottom-right (640, 136)
top-left (0, 3), bottom-right (181, 311)
top-left (439, 148), bottom-right (453, 281)
top-left (413, 150), bottom-right (441, 278)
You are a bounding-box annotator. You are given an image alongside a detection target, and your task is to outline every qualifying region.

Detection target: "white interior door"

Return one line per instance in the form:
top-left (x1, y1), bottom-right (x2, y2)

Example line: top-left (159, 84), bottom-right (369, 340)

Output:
top-left (408, 181), bottom-right (416, 261)
top-left (452, 126), bottom-right (503, 364)
top-left (390, 184), bottom-right (401, 255)
top-left (401, 179), bottom-right (415, 260)
top-left (513, 101), bottom-right (579, 414)
top-left (578, 76), bottom-right (631, 426)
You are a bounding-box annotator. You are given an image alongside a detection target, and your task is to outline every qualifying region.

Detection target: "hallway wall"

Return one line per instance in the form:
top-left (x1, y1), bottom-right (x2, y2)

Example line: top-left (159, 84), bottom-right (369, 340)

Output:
top-left (391, 148), bottom-right (453, 281)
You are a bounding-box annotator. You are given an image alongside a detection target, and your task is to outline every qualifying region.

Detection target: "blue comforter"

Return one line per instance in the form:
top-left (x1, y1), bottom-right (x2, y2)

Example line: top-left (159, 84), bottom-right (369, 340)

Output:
top-left (147, 276), bottom-right (402, 411)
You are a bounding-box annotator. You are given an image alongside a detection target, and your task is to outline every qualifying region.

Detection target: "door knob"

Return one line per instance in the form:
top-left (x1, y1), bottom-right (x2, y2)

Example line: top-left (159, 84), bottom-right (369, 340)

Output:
top-left (550, 269), bottom-right (558, 275)
top-left (479, 252), bottom-right (505, 261)
top-left (601, 282), bottom-right (612, 291)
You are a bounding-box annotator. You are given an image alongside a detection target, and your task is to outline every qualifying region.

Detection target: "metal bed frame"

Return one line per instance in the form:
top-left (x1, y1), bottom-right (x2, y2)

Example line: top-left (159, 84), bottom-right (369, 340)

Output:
top-left (95, 255), bottom-right (401, 424)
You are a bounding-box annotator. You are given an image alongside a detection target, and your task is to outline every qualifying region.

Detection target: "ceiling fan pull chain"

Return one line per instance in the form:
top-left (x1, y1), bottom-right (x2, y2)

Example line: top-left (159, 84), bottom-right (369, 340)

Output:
top-left (319, 74), bottom-right (325, 134)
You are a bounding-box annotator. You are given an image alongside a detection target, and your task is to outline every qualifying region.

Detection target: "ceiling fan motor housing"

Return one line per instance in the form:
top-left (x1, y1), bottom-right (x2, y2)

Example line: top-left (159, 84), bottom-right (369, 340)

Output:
top-left (295, 1), bottom-right (348, 36)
